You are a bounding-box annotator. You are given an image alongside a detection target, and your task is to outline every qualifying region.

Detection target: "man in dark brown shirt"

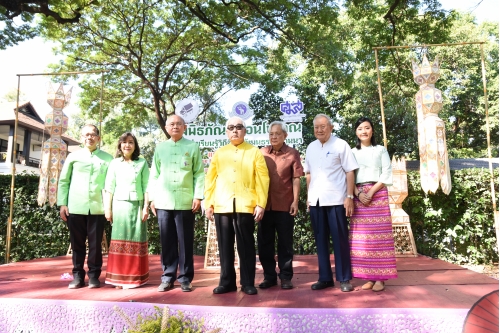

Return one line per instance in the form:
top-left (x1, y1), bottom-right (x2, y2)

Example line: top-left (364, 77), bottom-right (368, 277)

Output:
top-left (258, 121), bottom-right (304, 289)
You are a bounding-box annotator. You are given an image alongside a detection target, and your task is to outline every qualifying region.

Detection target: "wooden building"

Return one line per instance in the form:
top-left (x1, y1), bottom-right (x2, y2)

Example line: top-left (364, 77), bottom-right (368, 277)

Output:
top-left (0, 101), bottom-right (80, 175)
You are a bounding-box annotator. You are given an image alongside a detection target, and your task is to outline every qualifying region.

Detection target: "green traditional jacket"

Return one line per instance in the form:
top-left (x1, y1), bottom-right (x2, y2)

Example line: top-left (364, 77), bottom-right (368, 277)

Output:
top-left (105, 157), bottom-right (150, 201)
top-left (57, 148), bottom-right (113, 215)
top-left (148, 137), bottom-right (204, 210)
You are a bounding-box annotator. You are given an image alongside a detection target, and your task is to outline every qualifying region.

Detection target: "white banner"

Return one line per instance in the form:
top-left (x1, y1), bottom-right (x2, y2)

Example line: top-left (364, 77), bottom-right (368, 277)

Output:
top-left (184, 122), bottom-right (303, 149)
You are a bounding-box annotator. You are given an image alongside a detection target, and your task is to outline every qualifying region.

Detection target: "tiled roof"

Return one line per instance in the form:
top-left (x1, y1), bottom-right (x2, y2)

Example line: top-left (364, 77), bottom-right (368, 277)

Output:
top-left (0, 101), bottom-right (80, 145)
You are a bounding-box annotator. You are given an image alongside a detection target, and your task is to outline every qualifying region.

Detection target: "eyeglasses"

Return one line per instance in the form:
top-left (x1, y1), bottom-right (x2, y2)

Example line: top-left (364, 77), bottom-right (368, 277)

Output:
top-left (81, 133), bottom-right (98, 138)
top-left (227, 124), bottom-right (245, 131)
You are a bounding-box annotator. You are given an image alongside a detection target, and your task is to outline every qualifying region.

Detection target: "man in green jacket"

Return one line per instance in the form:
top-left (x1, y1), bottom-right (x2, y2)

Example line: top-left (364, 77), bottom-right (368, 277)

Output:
top-left (57, 124), bottom-right (113, 289)
top-left (149, 114), bottom-right (205, 292)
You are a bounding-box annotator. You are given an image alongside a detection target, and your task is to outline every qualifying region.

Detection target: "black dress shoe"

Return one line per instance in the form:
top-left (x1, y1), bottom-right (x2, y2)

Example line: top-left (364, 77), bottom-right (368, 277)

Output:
top-left (88, 277), bottom-right (100, 289)
top-left (241, 285), bottom-right (258, 295)
top-left (68, 278), bottom-right (85, 289)
top-left (157, 282), bottom-right (173, 292)
top-left (213, 285), bottom-right (237, 294)
top-left (181, 282), bottom-right (193, 292)
top-left (258, 280), bottom-right (277, 289)
top-left (311, 281), bottom-right (334, 290)
top-left (340, 281), bottom-right (354, 292)
top-left (281, 279), bottom-right (293, 289)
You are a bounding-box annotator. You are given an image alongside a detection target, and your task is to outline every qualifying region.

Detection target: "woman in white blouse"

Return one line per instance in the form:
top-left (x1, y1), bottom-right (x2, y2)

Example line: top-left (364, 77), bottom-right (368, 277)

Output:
top-left (349, 117), bottom-right (397, 292)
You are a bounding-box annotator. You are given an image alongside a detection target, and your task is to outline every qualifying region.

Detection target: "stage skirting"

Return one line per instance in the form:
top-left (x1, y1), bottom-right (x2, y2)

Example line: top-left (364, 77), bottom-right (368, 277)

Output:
top-left (0, 298), bottom-right (467, 333)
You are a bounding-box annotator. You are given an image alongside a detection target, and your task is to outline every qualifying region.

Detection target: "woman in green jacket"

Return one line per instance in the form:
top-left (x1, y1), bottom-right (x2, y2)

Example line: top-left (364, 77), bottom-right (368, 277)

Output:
top-left (104, 132), bottom-right (150, 289)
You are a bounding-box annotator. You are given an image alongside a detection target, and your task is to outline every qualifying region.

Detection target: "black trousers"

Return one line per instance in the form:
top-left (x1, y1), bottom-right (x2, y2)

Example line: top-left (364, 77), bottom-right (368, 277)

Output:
top-left (67, 213), bottom-right (105, 280)
top-left (215, 211), bottom-right (256, 288)
top-left (257, 210), bottom-right (294, 281)
top-left (309, 202), bottom-right (353, 282)
top-left (157, 209), bottom-right (195, 284)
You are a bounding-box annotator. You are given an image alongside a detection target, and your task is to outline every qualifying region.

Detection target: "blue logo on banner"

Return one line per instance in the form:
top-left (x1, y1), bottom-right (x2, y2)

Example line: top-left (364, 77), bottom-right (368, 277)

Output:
top-left (280, 100), bottom-right (305, 122)
top-left (230, 101), bottom-right (253, 120)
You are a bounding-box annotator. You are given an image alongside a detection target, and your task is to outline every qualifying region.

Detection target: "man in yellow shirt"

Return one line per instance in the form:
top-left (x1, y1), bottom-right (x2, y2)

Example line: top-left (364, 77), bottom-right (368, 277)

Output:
top-left (205, 116), bottom-right (269, 295)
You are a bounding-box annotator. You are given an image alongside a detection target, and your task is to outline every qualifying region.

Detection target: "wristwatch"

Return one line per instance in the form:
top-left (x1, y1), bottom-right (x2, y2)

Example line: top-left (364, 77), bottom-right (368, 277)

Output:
top-left (346, 194), bottom-right (354, 199)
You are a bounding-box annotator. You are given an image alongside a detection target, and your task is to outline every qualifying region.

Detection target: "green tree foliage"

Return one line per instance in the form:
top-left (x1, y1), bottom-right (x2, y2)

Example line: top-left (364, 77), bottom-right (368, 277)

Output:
top-left (437, 18), bottom-right (499, 158)
top-left (66, 107), bottom-right (162, 164)
top-left (252, 0), bottom-right (453, 146)
top-left (251, 2), bottom-right (498, 160)
top-left (176, 0), bottom-right (340, 55)
top-left (0, 9), bottom-right (34, 49)
top-left (1, 88), bottom-right (27, 102)
top-left (39, 0), bottom-right (272, 137)
top-left (0, 0), bottom-right (97, 49)
top-left (37, 0), bottom-right (344, 137)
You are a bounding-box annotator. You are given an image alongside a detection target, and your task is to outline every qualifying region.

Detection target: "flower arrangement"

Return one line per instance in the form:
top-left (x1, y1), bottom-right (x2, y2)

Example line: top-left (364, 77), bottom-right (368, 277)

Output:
top-left (113, 305), bottom-right (220, 333)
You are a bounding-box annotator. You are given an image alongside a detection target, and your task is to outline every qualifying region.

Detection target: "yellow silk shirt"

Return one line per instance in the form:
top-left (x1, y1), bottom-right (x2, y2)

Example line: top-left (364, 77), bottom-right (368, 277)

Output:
top-left (204, 141), bottom-right (269, 214)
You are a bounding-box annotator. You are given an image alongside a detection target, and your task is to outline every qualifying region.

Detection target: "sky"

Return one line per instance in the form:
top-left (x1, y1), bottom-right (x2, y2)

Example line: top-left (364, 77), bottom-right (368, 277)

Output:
top-left (0, 0), bottom-right (498, 121)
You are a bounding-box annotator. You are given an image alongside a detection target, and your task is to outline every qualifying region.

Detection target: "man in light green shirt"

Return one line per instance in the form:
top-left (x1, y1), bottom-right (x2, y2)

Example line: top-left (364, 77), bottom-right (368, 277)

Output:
top-left (148, 115), bottom-right (204, 292)
top-left (57, 124), bottom-right (113, 289)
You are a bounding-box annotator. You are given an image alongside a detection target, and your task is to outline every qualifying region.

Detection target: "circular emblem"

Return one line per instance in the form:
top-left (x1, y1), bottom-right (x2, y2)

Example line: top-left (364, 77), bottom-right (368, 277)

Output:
top-left (230, 102), bottom-right (253, 120)
top-left (175, 99), bottom-right (200, 123)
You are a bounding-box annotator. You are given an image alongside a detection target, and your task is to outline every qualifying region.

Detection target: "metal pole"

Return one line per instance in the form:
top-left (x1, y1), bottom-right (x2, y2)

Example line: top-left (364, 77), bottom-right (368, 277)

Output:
top-left (5, 76), bottom-right (21, 263)
top-left (374, 48), bottom-right (388, 148)
top-left (479, 43), bottom-right (499, 253)
top-left (16, 70), bottom-right (108, 77)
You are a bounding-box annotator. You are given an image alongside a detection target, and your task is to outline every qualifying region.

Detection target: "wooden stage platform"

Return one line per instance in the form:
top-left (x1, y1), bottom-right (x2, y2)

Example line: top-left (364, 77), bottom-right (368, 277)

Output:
top-left (0, 254), bottom-right (498, 332)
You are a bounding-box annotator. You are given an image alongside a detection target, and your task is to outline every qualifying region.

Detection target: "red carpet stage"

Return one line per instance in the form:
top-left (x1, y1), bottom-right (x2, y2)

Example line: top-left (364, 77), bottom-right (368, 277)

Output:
top-left (0, 254), bottom-right (498, 332)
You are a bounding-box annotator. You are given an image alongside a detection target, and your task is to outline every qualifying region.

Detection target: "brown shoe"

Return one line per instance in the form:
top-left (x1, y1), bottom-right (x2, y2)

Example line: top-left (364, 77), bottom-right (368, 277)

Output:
top-left (361, 281), bottom-right (375, 290)
top-left (372, 281), bottom-right (385, 292)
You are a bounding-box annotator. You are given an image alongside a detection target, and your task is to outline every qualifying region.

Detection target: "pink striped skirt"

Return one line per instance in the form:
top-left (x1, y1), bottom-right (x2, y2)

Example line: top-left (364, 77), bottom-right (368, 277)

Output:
top-left (349, 184), bottom-right (398, 280)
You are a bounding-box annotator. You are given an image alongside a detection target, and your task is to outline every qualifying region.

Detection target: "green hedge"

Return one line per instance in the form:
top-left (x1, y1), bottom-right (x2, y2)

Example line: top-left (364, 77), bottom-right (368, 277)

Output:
top-left (0, 169), bottom-right (498, 265)
top-left (0, 174), bottom-right (209, 265)
top-left (0, 174), bottom-right (69, 263)
top-left (404, 168), bottom-right (499, 264)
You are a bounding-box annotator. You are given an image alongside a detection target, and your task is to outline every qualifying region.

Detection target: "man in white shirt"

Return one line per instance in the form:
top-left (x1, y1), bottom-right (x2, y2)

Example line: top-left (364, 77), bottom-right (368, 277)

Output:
top-left (305, 114), bottom-right (359, 292)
